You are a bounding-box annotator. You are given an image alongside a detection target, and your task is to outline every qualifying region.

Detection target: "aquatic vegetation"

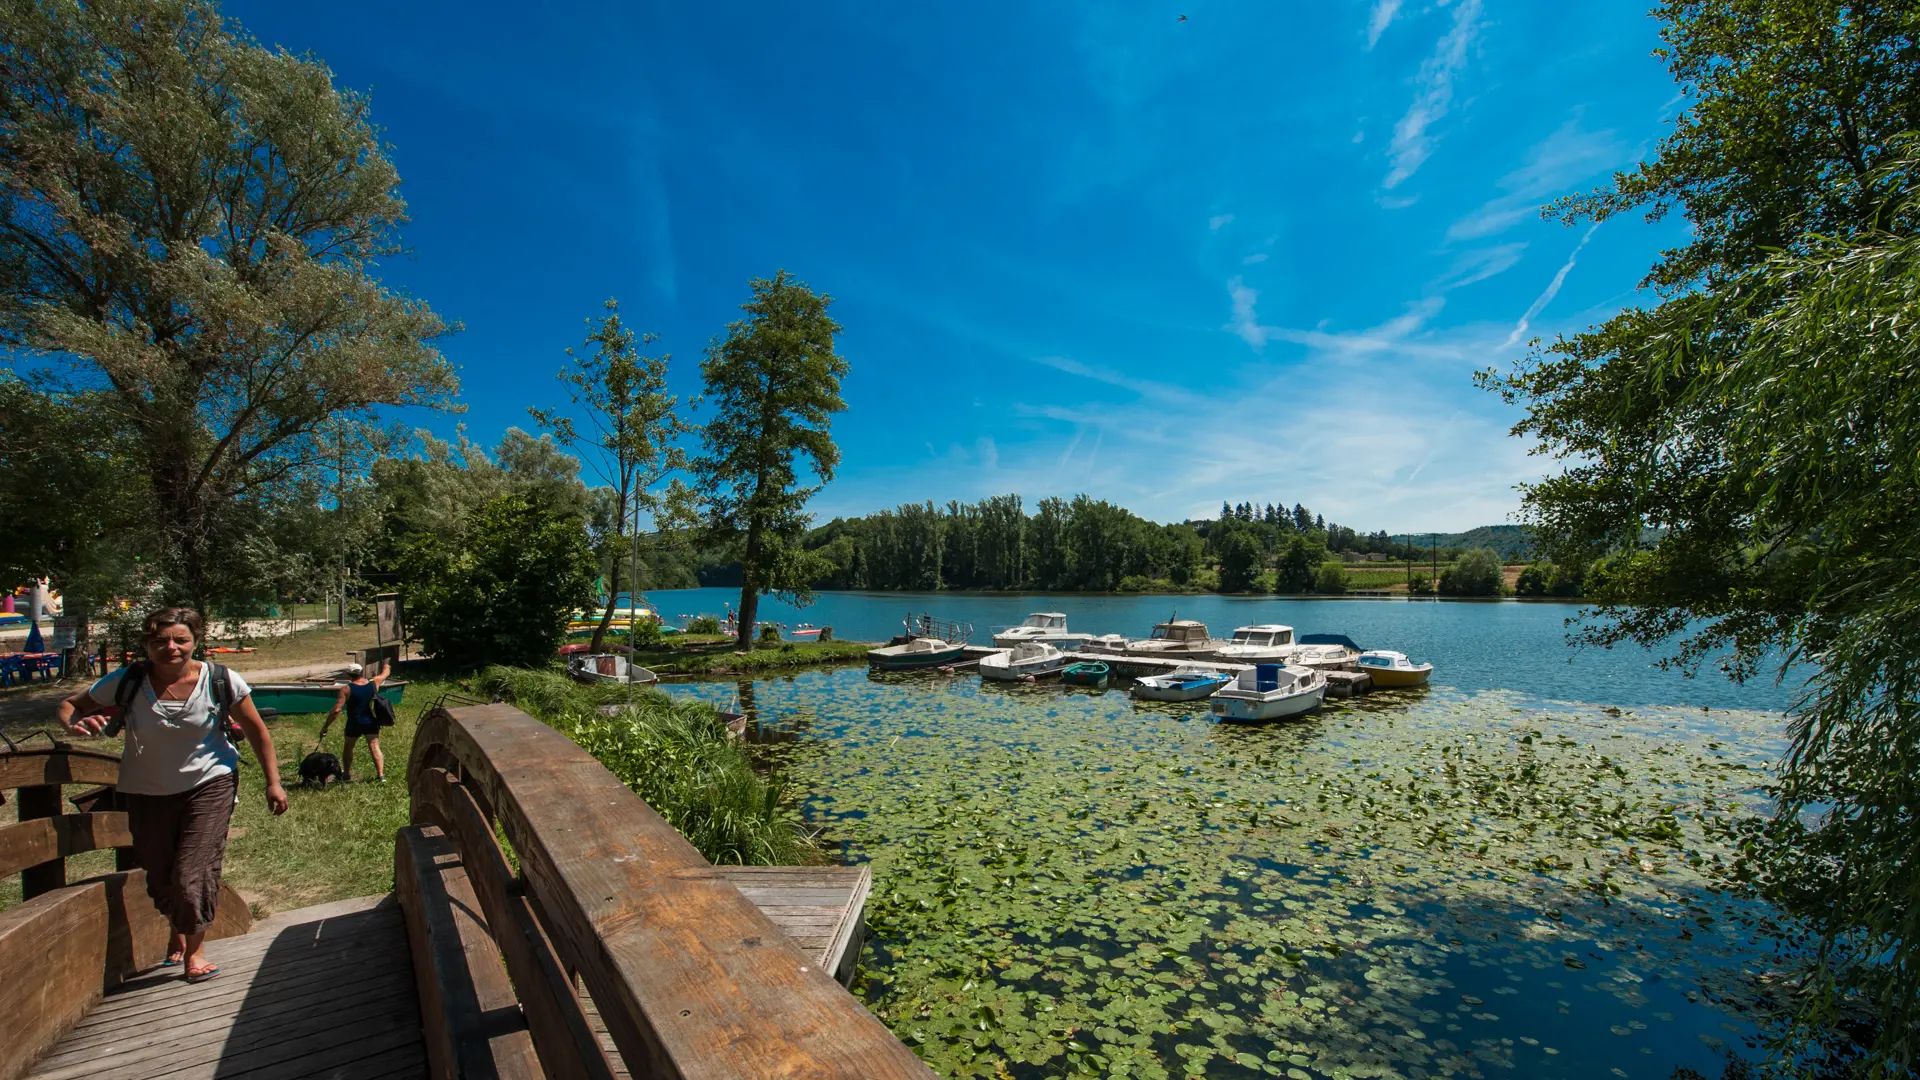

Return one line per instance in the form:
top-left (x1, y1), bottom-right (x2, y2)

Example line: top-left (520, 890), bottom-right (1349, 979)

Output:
top-left (479, 667), bottom-right (815, 865)
top-left (670, 670), bottom-right (1795, 1080)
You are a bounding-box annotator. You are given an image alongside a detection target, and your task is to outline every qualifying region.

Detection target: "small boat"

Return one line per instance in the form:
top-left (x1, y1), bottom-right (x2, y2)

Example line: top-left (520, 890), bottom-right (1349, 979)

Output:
top-left (566, 653), bottom-right (659, 686)
top-left (1061, 661), bottom-right (1110, 689)
top-left (1131, 666), bottom-right (1232, 702)
top-left (1356, 650), bottom-right (1433, 688)
top-left (1209, 664), bottom-right (1326, 722)
top-left (1294, 633), bottom-right (1363, 671)
top-left (789, 623), bottom-right (823, 639)
top-left (1082, 633), bottom-right (1131, 655)
top-left (1209, 625), bottom-right (1297, 664)
top-left (1118, 620), bottom-right (1223, 659)
top-left (867, 637), bottom-right (968, 671)
top-left (250, 680), bottom-right (408, 716)
top-left (991, 613), bottom-right (1093, 649)
top-left (979, 642), bottom-right (1072, 681)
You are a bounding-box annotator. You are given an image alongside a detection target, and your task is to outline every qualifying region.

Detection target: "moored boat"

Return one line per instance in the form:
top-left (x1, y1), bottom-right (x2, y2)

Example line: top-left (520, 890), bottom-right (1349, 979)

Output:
top-left (566, 653), bottom-right (659, 686)
top-left (1061, 661), bottom-right (1111, 689)
top-left (867, 637), bottom-right (968, 671)
top-left (789, 623), bottom-right (823, 639)
top-left (250, 679), bottom-right (408, 716)
top-left (979, 642), bottom-right (1073, 681)
top-left (1208, 625), bottom-right (1297, 664)
top-left (1081, 633), bottom-right (1131, 655)
top-left (1118, 619), bottom-right (1223, 659)
top-left (990, 613), bottom-right (1093, 649)
top-left (1209, 663), bottom-right (1326, 721)
top-left (1355, 650), bottom-right (1433, 688)
top-left (1131, 666), bottom-right (1232, 702)
top-left (1293, 633), bottom-right (1362, 671)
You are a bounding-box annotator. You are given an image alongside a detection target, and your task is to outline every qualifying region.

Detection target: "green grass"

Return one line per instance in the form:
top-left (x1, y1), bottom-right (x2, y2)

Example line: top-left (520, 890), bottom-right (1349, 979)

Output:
top-left (591, 633), bottom-right (873, 675)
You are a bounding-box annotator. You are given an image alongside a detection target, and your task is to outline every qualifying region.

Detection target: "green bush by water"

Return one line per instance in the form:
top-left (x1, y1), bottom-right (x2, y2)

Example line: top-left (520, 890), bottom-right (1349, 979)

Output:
top-left (477, 667), bottom-right (813, 866)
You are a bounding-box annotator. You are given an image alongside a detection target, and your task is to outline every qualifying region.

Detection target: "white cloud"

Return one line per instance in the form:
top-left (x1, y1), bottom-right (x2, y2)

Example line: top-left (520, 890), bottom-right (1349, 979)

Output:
top-left (1243, 252), bottom-right (1269, 265)
top-left (1435, 242), bottom-right (1527, 290)
top-left (1446, 117), bottom-right (1627, 242)
top-left (1383, 0), bottom-right (1482, 190)
top-left (1366, 0), bottom-right (1403, 49)
top-left (1226, 276), bottom-right (1267, 349)
top-left (1209, 213), bottom-right (1235, 231)
top-left (1502, 223), bottom-right (1599, 348)
top-left (1228, 284), bottom-right (1468, 361)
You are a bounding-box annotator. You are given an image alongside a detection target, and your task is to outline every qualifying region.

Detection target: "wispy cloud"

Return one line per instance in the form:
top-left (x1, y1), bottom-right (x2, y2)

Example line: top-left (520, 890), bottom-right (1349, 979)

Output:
top-left (1209, 213), bottom-right (1235, 231)
top-left (1366, 0), bottom-right (1403, 49)
top-left (1434, 242), bottom-right (1528, 290)
top-left (1446, 117), bottom-right (1627, 241)
top-left (1242, 252), bottom-right (1269, 265)
top-left (1226, 276), bottom-right (1266, 349)
top-left (1502, 223), bottom-right (1599, 348)
top-left (1030, 354), bottom-right (1191, 400)
top-left (1383, 0), bottom-right (1482, 190)
top-left (1228, 284), bottom-right (1469, 361)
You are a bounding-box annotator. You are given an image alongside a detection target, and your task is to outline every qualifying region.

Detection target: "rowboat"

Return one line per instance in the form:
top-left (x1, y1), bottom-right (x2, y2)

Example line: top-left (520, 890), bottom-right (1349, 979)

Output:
top-left (1131, 667), bottom-right (1232, 702)
top-left (1061, 661), bottom-right (1110, 689)
top-left (1209, 664), bottom-right (1325, 722)
top-left (979, 642), bottom-right (1072, 681)
top-left (1355, 650), bottom-right (1433, 688)
top-left (566, 653), bottom-right (659, 686)
top-left (867, 637), bottom-right (967, 671)
top-left (250, 680), bottom-right (407, 716)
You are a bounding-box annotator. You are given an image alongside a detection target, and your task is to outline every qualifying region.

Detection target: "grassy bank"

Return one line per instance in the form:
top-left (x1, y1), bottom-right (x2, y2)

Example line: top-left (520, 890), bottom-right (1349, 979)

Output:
top-left (3, 663), bottom-right (811, 917)
top-left (596, 633), bottom-right (872, 676)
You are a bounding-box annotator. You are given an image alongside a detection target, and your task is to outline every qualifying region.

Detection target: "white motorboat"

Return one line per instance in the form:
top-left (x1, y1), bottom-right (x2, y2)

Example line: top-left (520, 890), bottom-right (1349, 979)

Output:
top-left (1209, 663), bottom-right (1326, 721)
top-left (1209, 624), bottom-right (1297, 664)
top-left (979, 641), bottom-right (1073, 681)
top-left (1118, 619), bottom-right (1224, 659)
top-left (566, 653), bottom-right (659, 686)
top-left (991, 612), bottom-right (1093, 649)
top-left (867, 637), bottom-right (968, 671)
top-left (1293, 633), bottom-right (1362, 671)
top-left (1082, 633), bottom-right (1132, 655)
top-left (1356, 650), bottom-right (1433, 688)
top-left (1131, 666), bottom-right (1233, 702)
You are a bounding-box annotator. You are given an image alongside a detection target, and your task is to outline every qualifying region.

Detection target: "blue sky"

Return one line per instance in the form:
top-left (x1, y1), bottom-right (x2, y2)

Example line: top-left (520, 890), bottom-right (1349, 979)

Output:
top-left (225, 0), bottom-right (1687, 532)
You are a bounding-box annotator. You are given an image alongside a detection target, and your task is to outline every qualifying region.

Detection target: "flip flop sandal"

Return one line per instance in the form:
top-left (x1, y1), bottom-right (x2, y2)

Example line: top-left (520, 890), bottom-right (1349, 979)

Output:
top-left (184, 965), bottom-right (219, 984)
top-left (160, 956), bottom-right (182, 967)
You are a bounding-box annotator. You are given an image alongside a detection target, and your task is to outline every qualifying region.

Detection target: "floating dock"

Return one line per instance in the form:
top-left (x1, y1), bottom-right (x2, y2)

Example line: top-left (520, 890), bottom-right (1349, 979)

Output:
top-left (957, 645), bottom-right (1373, 696)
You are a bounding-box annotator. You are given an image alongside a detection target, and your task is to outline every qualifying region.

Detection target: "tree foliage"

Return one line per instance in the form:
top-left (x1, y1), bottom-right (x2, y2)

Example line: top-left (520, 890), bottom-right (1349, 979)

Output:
top-left (1487, 2), bottom-right (1920, 1070)
top-left (1439, 548), bottom-right (1504, 598)
top-left (397, 494), bottom-right (594, 668)
top-left (693, 271), bottom-right (846, 647)
top-left (0, 0), bottom-right (457, 608)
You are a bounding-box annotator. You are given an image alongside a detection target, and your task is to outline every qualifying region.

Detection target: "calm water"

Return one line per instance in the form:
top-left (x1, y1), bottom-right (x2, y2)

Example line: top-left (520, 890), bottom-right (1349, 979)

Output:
top-left (652, 588), bottom-right (1795, 1079)
top-left (652, 587), bottom-right (1803, 712)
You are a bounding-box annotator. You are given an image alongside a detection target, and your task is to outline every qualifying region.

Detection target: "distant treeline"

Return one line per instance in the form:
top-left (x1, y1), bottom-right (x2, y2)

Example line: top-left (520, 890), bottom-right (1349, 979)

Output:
top-left (663, 494), bottom-right (1534, 594)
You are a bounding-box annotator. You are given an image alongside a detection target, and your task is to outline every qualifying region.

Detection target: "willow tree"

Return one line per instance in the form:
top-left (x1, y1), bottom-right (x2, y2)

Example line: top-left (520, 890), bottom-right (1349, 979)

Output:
top-left (693, 271), bottom-right (846, 649)
top-left (0, 0), bottom-right (456, 610)
top-left (531, 299), bottom-right (691, 652)
top-left (1482, 1), bottom-right (1920, 1071)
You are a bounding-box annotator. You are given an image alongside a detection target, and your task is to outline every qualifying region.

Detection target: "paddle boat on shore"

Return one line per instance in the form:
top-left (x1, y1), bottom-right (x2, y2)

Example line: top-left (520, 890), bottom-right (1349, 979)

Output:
top-left (979, 641), bottom-right (1073, 681)
top-left (566, 653), bottom-right (659, 686)
top-left (1356, 650), bottom-right (1433, 688)
top-left (1061, 661), bottom-right (1111, 689)
top-left (990, 613), bottom-right (1093, 649)
top-left (1209, 663), bottom-right (1326, 721)
top-left (1131, 665), bottom-right (1233, 702)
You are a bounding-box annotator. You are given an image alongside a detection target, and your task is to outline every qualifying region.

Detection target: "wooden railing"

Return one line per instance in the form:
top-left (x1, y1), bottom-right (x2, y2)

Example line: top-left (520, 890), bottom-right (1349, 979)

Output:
top-left (401, 702), bottom-right (933, 1079)
top-left (0, 741), bottom-right (251, 1080)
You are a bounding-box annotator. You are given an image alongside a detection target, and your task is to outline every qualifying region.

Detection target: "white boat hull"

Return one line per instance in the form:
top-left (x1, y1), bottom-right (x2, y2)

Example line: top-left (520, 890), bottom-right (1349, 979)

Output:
top-left (980, 653), bottom-right (1072, 680)
top-left (990, 629), bottom-right (1093, 649)
top-left (1131, 675), bottom-right (1231, 702)
top-left (867, 639), bottom-right (967, 670)
top-left (566, 655), bottom-right (659, 686)
top-left (1210, 683), bottom-right (1326, 720)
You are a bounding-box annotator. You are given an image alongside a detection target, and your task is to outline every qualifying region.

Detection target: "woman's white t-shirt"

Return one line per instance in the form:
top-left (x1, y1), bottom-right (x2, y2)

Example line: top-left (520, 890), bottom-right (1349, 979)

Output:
top-left (87, 664), bottom-right (252, 796)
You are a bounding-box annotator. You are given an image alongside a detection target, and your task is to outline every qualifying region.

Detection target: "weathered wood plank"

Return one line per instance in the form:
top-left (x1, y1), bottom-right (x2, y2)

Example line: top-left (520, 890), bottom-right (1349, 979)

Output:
top-left (17, 785), bottom-right (64, 899)
top-left (0, 882), bottom-right (106, 1080)
top-left (0, 750), bottom-right (122, 792)
top-left (414, 703), bottom-right (931, 1078)
top-left (395, 822), bottom-right (541, 1080)
top-left (0, 814), bottom-right (134, 880)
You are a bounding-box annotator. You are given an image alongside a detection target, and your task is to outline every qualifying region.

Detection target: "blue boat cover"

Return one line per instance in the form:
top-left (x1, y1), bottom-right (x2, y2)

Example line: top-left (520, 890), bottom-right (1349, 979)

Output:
top-left (1298, 633), bottom-right (1362, 650)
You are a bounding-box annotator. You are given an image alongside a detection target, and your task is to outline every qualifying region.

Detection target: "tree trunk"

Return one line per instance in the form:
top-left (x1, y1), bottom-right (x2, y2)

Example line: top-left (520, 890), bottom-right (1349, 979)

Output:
top-left (736, 522), bottom-right (762, 650)
top-left (590, 557), bottom-right (620, 653)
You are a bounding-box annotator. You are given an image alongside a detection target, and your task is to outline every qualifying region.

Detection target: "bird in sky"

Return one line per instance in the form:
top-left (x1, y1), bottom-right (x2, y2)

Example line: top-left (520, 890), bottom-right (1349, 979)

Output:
top-left (1178, 14), bottom-right (1188, 21)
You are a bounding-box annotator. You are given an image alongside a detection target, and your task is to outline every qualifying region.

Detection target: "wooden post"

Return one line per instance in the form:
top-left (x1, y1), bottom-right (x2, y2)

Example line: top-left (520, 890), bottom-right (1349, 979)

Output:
top-left (18, 784), bottom-right (63, 900)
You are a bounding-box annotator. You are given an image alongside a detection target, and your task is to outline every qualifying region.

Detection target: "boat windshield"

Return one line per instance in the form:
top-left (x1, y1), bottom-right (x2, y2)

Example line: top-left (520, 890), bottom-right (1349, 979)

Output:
top-left (1149, 625), bottom-right (1173, 639)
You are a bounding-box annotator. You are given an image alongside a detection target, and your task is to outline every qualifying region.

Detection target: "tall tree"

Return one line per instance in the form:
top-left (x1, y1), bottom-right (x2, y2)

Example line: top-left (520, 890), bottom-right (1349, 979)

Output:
top-left (693, 271), bottom-right (847, 648)
top-left (531, 299), bottom-right (690, 651)
top-left (0, 0), bottom-right (456, 609)
top-left (1484, 2), bottom-right (1920, 1070)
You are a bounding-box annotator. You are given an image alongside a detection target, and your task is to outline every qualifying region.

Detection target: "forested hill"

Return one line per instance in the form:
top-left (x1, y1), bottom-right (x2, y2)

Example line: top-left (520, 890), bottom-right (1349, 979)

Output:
top-left (1428, 526), bottom-right (1533, 561)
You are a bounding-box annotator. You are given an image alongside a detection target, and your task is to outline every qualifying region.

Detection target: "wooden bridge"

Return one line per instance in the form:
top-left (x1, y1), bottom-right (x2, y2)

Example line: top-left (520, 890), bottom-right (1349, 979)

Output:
top-left (1, 702), bottom-right (933, 1080)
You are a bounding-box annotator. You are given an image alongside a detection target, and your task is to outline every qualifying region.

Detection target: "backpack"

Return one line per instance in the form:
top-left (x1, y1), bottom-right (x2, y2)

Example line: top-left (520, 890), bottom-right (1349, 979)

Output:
top-left (105, 661), bottom-right (240, 754)
top-left (370, 691), bottom-right (396, 728)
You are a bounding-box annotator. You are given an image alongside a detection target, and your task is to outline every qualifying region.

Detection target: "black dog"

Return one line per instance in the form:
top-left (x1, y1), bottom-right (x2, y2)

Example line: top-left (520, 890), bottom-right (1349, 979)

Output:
top-left (299, 751), bottom-right (343, 788)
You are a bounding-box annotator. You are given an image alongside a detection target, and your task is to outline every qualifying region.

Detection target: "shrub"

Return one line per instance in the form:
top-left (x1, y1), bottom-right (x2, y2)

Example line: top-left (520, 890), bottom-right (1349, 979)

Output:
top-left (397, 495), bottom-right (595, 667)
top-left (1515, 562), bottom-right (1553, 597)
top-left (478, 667), bottom-right (814, 865)
top-left (1314, 560), bottom-right (1348, 594)
top-left (686, 615), bottom-right (722, 635)
top-left (1439, 547), bottom-right (1505, 597)
top-left (757, 622), bottom-right (781, 644)
top-left (1409, 575), bottom-right (1436, 597)
top-left (1117, 574), bottom-right (1154, 593)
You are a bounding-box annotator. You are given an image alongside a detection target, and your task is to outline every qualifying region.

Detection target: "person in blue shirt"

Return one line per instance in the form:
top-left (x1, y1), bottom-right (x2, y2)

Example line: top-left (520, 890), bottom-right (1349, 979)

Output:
top-left (324, 659), bottom-right (390, 782)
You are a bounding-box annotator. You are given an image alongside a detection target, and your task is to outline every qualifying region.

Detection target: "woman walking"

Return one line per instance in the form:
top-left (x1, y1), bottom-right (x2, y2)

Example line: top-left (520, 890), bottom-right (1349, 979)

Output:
top-left (324, 659), bottom-right (390, 782)
top-left (56, 607), bottom-right (288, 983)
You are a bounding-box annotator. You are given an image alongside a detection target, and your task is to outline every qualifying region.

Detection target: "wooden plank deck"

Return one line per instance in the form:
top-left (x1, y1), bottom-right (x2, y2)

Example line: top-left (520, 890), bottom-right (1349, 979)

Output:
top-left (580, 865), bottom-right (873, 1079)
top-left (27, 894), bottom-right (425, 1080)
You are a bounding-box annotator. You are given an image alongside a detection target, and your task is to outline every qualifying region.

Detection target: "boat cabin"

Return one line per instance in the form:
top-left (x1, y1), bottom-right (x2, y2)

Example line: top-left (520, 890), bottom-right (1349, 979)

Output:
top-left (1227, 625), bottom-right (1294, 648)
top-left (1146, 620), bottom-right (1212, 643)
top-left (1020, 612), bottom-right (1069, 630)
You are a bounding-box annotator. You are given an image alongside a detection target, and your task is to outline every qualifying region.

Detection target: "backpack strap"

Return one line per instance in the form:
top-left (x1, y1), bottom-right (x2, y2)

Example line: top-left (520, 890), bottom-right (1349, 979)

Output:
top-left (103, 662), bottom-right (150, 738)
top-left (207, 663), bottom-right (242, 757)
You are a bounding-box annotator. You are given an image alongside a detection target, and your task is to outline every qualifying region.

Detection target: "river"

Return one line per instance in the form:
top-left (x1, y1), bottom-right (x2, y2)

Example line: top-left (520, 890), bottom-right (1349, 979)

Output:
top-left (649, 588), bottom-right (1798, 1079)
